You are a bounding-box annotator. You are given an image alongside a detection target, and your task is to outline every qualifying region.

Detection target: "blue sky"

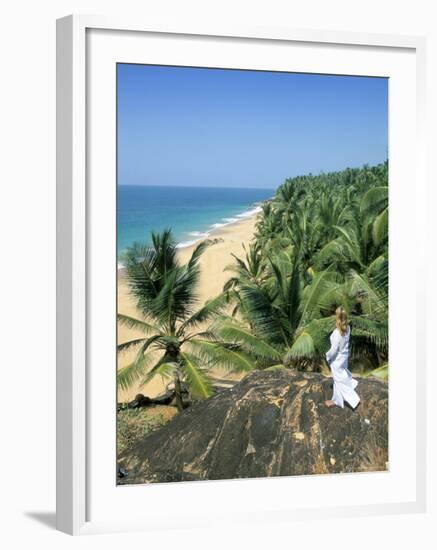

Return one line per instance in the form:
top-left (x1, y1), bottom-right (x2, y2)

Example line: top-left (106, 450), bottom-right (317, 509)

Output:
top-left (117, 64), bottom-right (388, 188)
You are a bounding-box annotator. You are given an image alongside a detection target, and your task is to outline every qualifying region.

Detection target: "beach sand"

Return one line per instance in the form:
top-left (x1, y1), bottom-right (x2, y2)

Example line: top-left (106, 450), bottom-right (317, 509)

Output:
top-left (117, 215), bottom-right (257, 402)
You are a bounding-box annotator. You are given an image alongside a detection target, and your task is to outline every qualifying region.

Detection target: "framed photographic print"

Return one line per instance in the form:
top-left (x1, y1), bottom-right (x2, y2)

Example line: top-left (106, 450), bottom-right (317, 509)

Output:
top-left (56, 15), bottom-right (427, 535)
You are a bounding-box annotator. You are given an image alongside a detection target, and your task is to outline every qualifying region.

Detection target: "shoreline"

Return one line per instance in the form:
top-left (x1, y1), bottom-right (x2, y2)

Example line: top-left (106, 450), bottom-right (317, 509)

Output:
top-left (175, 205), bottom-right (263, 249)
top-left (117, 202), bottom-right (267, 271)
top-left (117, 211), bottom-right (259, 401)
top-left (118, 210), bottom-right (258, 276)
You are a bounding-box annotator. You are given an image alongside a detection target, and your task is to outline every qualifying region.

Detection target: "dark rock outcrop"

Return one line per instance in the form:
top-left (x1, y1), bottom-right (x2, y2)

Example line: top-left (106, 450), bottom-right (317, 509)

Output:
top-left (118, 369), bottom-right (388, 484)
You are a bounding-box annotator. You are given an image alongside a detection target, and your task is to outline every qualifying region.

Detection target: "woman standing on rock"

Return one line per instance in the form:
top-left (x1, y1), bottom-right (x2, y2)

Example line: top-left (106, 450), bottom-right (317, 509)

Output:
top-left (324, 307), bottom-right (360, 409)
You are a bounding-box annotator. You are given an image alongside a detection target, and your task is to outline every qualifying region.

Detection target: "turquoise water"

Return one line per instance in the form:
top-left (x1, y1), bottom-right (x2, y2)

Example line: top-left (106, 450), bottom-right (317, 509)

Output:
top-left (117, 185), bottom-right (274, 260)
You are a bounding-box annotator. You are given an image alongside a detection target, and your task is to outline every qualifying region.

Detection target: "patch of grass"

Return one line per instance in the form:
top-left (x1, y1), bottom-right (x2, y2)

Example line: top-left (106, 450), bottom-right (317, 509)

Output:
top-left (358, 432), bottom-right (388, 472)
top-left (117, 405), bottom-right (178, 455)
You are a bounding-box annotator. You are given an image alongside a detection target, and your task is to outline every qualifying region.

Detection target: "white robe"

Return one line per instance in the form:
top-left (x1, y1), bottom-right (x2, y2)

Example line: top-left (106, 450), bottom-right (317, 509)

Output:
top-left (326, 327), bottom-right (360, 409)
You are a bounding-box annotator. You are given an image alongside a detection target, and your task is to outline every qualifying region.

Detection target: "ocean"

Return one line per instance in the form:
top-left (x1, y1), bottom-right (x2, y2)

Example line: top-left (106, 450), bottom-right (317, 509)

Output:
top-left (117, 185), bottom-right (274, 260)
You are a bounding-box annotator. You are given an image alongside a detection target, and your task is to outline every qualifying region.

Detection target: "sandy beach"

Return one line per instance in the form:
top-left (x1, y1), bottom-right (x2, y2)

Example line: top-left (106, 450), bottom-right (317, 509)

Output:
top-left (117, 214), bottom-right (258, 402)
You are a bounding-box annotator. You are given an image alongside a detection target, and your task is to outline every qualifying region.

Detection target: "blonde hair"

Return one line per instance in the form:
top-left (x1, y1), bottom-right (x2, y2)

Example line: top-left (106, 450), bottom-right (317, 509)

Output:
top-left (335, 306), bottom-right (349, 336)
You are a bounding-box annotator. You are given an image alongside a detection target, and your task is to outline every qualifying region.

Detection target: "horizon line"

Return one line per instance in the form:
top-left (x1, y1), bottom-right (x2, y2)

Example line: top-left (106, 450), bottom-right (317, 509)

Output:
top-left (118, 183), bottom-right (278, 190)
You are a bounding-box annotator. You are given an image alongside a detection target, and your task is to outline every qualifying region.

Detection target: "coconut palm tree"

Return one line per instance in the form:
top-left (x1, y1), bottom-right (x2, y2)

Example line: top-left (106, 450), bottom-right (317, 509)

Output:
top-left (117, 230), bottom-right (253, 410)
top-left (215, 248), bottom-right (339, 370)
top-left (222, 241), bottom-right (268, 318)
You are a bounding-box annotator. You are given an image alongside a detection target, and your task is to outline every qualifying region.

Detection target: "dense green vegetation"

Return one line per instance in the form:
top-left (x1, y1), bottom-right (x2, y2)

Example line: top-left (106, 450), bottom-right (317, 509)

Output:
top-left (220, 161), bottom-right (388, 374)
top-left (118, 162), bottom-right (389, 403)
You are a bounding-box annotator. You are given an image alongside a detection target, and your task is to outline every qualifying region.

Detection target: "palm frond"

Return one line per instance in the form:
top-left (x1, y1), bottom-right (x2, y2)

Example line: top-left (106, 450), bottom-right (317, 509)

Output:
top-left (298, 269), bottom-right (333, 326)
top-left (180, 352), bottom-right (214, 399)
top-left (333, 225), bottom-right (363, 267)
top-left (117, 345), bottom-right (155, 391)
top-left (214, 320), bottom-right (282, 361)
top-left (372, 207), bottom-right (388, 246)
top-left (177, 292), bottom-right (228, 335)
top-left (285, 317), bottom-right (334, 361)
top-left (117, 313), bottom-right (159, 334)
top-left (117, 337), bottom-right (148, 353)
top-left (360, 186), bottom-right (388, 216)
top-left (151, 264), bottom-right (200, 325)
top-left (362, 363), bottom-right (388, 381)
top-left (315, 238), bottom-right (346, 268)
top-left (285, 331), bottom-right (316, 359)
top-left (187, 339), bottom-right (256, 372)
top-left (264, 364), bottom-right (286, 371)
top-left (141, 360), bottom-right (179, 386)
top-left (346, 270), bottom-right (387, 318)
top-left (187, 239), bottom-right (212, 269)
top-left (350, 316), bottom-right (388, 347)
top-left (238, 284), bottom-right (287, 344)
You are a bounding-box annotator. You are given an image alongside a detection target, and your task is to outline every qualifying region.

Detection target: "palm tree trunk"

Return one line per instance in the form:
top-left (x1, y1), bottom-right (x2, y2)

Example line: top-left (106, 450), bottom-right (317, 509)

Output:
top-left (174, 372), bottom-right (184, 412)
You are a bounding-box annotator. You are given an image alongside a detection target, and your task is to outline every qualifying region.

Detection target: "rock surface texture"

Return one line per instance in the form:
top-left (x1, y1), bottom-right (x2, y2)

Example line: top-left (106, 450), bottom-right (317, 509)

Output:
top-left (118, 369), bottom-right (388, 484)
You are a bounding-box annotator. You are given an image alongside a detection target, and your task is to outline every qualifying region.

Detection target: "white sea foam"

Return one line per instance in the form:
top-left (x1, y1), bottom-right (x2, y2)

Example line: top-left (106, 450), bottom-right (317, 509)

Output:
top-left (176, 239), bottom-right (200, 249)
top-left (188, 231), bottom-right (210, 238)
top-left (205, 205), bottom-right (262, 233)
top-left (236, 206), bottom-right (262, 219)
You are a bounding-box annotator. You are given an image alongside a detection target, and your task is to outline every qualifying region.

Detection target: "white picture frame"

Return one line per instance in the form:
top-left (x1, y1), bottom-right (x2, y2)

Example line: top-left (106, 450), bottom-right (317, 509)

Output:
top-left (56, 14), bottom-right (427, 535)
